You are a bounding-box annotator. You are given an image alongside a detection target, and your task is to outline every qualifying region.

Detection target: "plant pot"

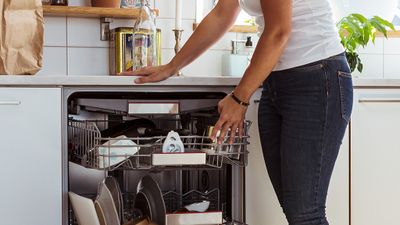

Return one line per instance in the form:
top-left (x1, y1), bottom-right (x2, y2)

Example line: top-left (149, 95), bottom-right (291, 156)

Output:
top-left (91, 0), bottom-right (120, 8)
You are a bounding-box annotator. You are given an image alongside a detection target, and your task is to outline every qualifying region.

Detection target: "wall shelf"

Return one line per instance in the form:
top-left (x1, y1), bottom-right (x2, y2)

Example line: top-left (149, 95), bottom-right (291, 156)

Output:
top-left (43, 5), bottom-right (158, 19)
top-left (192, 23), bottom-right (258, 33)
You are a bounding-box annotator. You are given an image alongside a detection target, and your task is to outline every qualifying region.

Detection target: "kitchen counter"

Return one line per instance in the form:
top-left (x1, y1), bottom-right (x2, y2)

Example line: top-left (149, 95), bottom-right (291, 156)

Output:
top-left (0, 75), bottom-right (241, 87)
top-left (1, 75), bottom-right (400, 87)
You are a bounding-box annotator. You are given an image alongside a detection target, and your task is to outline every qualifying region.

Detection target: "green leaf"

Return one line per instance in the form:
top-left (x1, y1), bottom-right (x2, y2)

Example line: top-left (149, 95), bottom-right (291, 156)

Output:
top-left (357, 59), bottom-right (364, 73)
top-left (351, 13), bottom-right (368, 23)
top-left (370, 19), bottom-right (388, 37)
top-left (338, 13), bottom-right (395, 74)
top-left (362, 25), bottom-right (370, 44)
top-left (372, 16), bottom-right (396, 31)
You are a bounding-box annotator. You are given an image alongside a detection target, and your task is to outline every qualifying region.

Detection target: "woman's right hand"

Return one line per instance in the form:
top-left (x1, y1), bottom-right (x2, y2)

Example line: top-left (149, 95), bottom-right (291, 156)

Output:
top-left (119, 63), bottom-right (178, 84)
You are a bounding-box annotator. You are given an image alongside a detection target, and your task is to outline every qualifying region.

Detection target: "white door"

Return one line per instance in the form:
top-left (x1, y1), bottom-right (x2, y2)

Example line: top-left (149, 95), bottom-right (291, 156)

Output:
top-left (0, 88), bottom-right (62, 225)
top-left (351, 89), bottom-right (400, 225)
top-left (246, 90), bottom-right (350, 225)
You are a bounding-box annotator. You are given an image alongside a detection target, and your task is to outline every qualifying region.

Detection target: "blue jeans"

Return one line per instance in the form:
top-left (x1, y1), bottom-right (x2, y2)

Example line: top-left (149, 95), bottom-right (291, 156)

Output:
top-left (258, 53), bottom-right (353, 225)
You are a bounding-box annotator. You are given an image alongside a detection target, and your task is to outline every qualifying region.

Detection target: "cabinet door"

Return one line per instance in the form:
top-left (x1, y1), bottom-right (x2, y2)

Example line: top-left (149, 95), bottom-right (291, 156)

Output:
top-left (246, 90), bottom-right (350, 225)
top-left (351, 89), bottom-right (400, 225)
top-left (0, 88), bottom-right (62, 225)
top-left (326, 128), bottom-right (349, 225)
top-left (246, 90), bottom-right (287, 225)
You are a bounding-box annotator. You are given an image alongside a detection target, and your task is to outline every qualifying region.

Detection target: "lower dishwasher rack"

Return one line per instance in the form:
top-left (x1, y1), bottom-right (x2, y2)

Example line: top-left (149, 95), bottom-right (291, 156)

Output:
top-left (68, 119), bottom-right (251, 171)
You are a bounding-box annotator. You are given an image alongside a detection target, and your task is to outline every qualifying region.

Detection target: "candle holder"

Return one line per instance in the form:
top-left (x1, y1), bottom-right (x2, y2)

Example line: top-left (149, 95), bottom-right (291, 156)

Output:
top-left (173, 29), bottom-right (184, 76)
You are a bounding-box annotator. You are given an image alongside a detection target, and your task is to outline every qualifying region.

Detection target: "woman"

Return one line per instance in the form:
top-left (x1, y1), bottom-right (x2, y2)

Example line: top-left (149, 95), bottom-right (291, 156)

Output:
top-left (127, 0), bottom-right (353, 224)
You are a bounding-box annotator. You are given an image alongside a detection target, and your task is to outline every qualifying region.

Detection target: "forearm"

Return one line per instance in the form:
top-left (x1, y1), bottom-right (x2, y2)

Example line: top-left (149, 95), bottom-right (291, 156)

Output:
top-left (234, 30), bottom-right (291, 102)
top-left (170, 3), bottom-right (240, 70)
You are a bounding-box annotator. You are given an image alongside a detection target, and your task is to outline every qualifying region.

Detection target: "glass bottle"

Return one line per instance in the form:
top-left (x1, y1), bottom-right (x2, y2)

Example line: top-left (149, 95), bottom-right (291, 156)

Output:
top-left (132, 0), bottom-right (157, 70)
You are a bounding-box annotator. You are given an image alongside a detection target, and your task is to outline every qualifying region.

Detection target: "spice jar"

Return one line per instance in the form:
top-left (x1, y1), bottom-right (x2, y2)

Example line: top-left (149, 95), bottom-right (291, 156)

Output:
top-left (51, 0), bottom-right (68, 6)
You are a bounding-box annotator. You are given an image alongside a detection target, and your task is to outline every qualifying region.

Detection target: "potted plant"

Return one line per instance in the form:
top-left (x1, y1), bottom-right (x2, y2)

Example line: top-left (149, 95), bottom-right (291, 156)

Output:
top-left (337, 13), bottom-right (395, 73)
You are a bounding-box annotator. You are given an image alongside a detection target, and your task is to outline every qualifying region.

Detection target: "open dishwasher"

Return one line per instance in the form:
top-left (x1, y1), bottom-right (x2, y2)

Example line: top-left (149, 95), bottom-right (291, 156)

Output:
top-left (63, 87), bottom-right (251, 225)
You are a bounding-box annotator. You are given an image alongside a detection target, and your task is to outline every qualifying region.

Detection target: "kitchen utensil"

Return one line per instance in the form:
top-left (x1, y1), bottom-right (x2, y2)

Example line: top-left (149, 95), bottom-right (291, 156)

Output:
top-left (104, 176), bottom-right (124, 222)
top-left (162, 131), bottom-right (184, 153)
top-left (100, 119), bottom-right (156, 138)
top-left (69, 192), bottom-right (101, 225)
top-left (134, 175), bottom-right (166, 225)
top-left (98, 135), bottom-right (139, 169)
top-left (184, 201), bottom-right (210, 213)
top-left (144, 128), bottom-right (190, 137)
top-left (96, 182), bottom-right (121, 225)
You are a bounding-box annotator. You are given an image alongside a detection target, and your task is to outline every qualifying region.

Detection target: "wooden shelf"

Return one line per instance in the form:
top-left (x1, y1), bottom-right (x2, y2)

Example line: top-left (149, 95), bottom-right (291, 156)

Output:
top-left (377, 30), bottom-right (400, 37)
top-left (43, 5), bottom-right (158, 19)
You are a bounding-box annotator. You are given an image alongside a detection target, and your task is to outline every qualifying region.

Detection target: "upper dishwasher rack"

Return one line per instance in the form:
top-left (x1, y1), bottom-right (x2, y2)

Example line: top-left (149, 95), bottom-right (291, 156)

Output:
top-left (68, 119), bottom-right (251, 171)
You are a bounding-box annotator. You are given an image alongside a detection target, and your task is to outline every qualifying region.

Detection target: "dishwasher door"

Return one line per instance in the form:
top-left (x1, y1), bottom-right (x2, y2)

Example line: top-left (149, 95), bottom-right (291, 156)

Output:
top-left (62, 87), bottom-right (248, 225)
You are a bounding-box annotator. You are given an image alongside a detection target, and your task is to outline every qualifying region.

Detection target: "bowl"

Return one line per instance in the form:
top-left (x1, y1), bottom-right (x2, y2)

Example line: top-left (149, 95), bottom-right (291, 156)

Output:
top-left (184, 201), bottom-right (210, 213)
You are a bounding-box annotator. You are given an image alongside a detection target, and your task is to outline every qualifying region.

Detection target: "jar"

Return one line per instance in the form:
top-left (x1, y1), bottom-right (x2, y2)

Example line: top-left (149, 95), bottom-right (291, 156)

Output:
top-left (51, 0), bottom-right (68, 6)
top-left (121, 0), bottom-right (141, 8)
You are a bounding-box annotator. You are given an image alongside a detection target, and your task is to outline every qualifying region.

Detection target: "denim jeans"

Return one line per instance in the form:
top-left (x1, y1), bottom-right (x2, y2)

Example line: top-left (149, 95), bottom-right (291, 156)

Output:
top-left (258, 53), bottom-right (353, 225)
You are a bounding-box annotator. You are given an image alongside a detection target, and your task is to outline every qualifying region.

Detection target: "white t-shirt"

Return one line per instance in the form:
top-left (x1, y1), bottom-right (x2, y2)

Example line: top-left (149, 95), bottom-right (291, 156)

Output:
top-left (239, 0), bottom-right (344, 71)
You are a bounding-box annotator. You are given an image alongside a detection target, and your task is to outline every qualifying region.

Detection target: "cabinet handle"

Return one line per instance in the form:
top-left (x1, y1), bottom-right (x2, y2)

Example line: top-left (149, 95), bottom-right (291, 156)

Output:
top-left (0, 101), bottom-right (21, 106)
top-left (358, 98), bottom-right (400, 103)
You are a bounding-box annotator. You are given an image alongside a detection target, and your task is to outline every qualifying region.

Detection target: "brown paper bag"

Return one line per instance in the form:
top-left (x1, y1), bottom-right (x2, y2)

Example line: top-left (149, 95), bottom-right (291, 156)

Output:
top-left (0, 0), bottom-right (44, 75)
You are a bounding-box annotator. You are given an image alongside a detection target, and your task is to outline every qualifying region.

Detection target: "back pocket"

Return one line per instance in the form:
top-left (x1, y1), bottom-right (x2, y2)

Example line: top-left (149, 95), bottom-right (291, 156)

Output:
top-left (337, 71), bottom-right (354, 122)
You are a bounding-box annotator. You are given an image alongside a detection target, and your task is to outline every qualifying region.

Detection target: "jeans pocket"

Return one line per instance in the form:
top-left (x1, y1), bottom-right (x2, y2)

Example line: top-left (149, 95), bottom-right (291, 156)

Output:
top-left (337, 71), bottom-right (353, 122)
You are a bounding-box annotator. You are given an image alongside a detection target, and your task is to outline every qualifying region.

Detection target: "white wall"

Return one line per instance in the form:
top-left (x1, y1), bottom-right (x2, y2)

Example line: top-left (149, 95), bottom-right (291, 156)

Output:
top-left (39, 0), bottom-right (258, 76)
top-left (39, 0), bottom-right (400, 78)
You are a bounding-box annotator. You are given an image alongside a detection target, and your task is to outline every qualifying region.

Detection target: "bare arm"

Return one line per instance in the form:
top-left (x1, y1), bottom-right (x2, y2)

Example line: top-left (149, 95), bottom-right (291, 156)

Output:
top-left (128, 0), bottom-right (241, 83)
top-left (234, 0), bottom-right (292, 102)
top-left (211, 0), bottom-right (292, 143)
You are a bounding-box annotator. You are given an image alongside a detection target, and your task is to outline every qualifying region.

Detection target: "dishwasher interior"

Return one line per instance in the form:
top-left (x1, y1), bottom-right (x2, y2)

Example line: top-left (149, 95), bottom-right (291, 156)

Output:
top-left (66, 91), bottom-right (250, 225)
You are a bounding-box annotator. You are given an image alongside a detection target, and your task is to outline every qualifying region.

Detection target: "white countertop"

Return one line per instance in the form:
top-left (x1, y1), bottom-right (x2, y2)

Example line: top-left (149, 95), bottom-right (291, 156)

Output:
top-left (1, 75), bottom-right (400, 87)
top-left (0, 75), bottom-right (241, 87)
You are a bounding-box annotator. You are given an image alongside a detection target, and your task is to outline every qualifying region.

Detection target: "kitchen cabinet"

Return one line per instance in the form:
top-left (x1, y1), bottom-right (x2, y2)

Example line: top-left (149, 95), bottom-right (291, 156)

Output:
top-left (245, 90), bottom-right (350, 225)
top-left (326, 128), bottom-right (349, 225)
top-left (351, 89), bottom-right (400, 225)
top-left (245, 91), bottom-right (287, 225)
top-left (0, 88), bottom-right (62, 225)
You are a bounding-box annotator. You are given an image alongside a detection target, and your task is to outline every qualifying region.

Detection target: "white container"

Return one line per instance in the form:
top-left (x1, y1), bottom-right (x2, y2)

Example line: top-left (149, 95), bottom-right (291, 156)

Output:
top-left (222, 54), bottom-right (248, 77)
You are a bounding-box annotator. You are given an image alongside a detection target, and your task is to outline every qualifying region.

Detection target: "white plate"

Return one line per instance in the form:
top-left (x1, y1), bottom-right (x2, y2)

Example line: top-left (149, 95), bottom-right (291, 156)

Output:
top-left (69, 192), bottom-right (100, 225)
top-left (98, 135), bottom-right (139, 169)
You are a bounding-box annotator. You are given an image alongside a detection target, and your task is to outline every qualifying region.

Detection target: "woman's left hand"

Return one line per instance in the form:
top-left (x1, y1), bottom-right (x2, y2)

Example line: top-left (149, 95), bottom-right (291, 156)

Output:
top-left (211, 94), bottom-right (248, 144)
